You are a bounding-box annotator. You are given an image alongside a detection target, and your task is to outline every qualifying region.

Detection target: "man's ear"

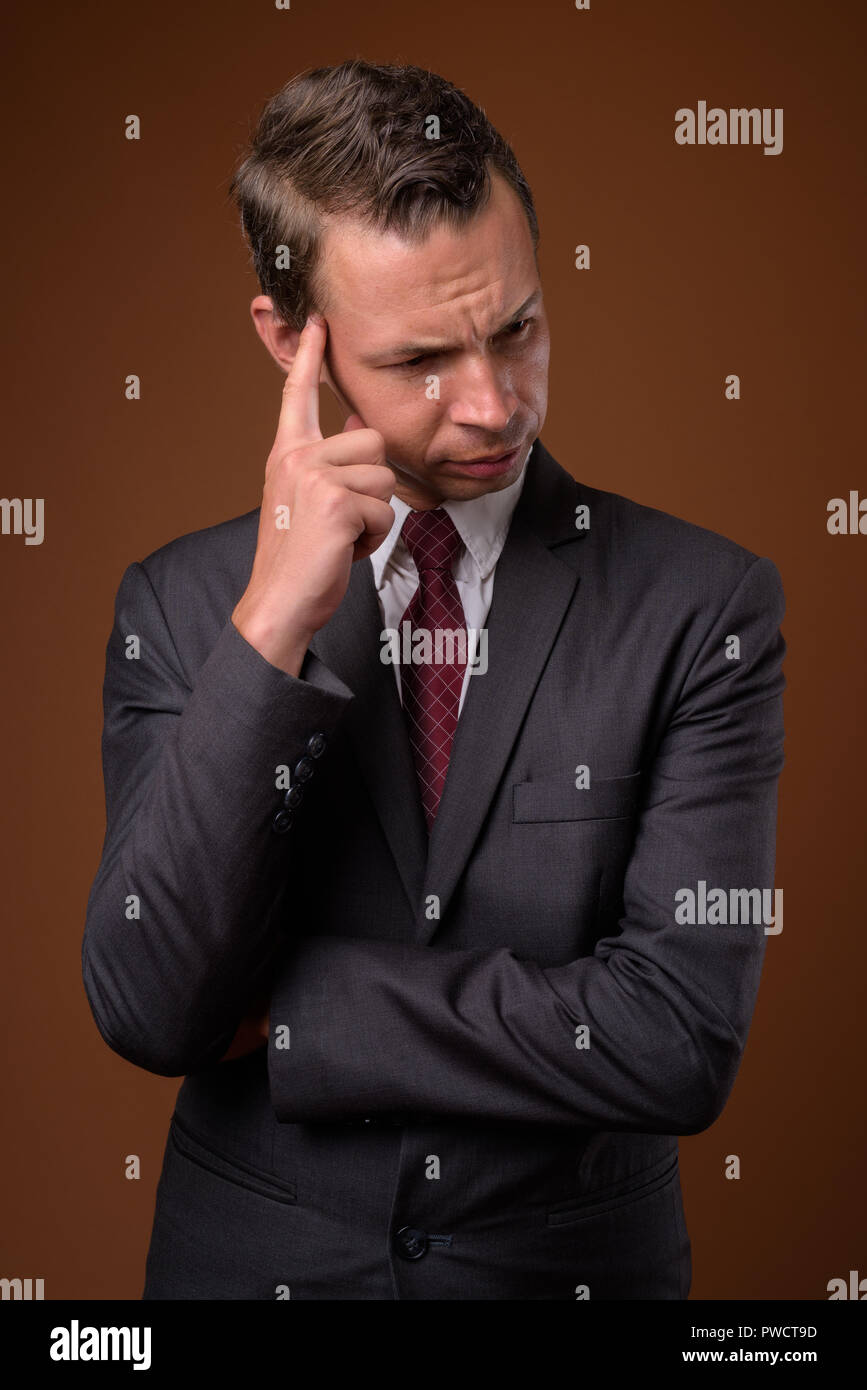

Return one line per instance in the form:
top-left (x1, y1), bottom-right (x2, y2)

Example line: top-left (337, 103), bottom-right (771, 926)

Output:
top-left (250, 294), bottom-right (359, 422)
top-left (250, 295), bottom-right (301, 374)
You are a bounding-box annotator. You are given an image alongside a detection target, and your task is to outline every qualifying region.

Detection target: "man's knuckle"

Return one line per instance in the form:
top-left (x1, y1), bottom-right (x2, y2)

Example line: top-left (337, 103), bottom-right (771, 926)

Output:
top-left (319, 484), bottom-right (348, 518)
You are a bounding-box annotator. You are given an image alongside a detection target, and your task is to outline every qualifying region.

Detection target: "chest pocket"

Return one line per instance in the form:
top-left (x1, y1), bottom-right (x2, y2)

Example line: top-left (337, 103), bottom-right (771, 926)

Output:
top-left (513, 771), bottom-right (643, 824)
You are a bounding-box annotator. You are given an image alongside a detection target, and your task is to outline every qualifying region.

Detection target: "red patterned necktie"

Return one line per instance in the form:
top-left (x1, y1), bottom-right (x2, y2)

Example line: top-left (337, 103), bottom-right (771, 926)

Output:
top-left (398, 508), bottom-right (468, 833)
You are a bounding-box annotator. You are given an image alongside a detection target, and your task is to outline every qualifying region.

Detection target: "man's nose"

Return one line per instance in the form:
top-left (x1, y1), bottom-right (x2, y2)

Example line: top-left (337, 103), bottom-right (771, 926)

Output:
top-left (446, 355), bottom-right (516, 433)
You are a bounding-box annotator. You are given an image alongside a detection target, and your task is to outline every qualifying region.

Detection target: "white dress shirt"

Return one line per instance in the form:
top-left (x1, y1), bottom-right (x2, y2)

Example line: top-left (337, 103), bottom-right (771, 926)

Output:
top-left (370, 445), bottom-right (531, 715)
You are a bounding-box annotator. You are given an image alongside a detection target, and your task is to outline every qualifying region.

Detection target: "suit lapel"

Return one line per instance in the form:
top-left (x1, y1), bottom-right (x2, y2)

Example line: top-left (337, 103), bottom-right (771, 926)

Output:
top-left (417, 440), bottom-right (584, 941)
top-left (306, 439), bottom-right (585, 936)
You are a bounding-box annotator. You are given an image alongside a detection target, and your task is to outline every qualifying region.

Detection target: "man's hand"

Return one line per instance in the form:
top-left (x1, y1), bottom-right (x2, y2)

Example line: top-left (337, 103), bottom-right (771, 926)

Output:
top-left (220, 1008), bottom-right (270, 1062)
top-left (231, 314), bottom-right (396, 676)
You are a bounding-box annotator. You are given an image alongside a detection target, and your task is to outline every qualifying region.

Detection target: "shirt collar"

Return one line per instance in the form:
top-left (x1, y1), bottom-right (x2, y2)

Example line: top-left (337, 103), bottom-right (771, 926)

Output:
top-left (370, 442), bottom-right (532, 589)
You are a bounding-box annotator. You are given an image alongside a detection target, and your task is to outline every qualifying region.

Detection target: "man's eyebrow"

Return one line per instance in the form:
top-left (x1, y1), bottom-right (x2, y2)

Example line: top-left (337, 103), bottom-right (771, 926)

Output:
top-left (362, 288), bottom-right (543, 364)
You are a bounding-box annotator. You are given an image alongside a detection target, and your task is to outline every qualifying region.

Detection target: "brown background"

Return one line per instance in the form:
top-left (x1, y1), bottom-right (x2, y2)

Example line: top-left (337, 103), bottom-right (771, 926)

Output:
top-left (1, 0), bottom-right (864, 1300)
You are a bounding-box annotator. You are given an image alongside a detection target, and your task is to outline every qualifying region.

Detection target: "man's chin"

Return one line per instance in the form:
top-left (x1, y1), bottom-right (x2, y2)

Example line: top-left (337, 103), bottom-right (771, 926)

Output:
top-left (438, 466), bottom-right (522, 498)
top-left (390, 447), bottom-right (527, 506)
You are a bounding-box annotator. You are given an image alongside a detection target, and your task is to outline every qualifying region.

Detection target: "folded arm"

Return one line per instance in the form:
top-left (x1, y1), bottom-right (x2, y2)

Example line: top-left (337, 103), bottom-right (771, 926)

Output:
top-left (266, 556), bottom-right (786, 1134)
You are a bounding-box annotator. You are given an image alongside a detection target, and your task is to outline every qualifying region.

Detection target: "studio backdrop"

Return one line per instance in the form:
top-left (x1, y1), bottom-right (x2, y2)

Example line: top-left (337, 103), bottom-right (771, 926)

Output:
top-left (1, 0), bottom-right (864, 1300)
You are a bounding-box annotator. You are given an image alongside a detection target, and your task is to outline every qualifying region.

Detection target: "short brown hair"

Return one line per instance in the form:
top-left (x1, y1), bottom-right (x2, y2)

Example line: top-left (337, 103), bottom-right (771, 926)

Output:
top-left (228, 59), bottom-right (539, 329)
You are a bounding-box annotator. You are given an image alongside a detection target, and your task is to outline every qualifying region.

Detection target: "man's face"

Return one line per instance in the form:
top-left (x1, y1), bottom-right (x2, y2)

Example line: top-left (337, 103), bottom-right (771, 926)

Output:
top-left (262, 170), bottom-right (549, 509)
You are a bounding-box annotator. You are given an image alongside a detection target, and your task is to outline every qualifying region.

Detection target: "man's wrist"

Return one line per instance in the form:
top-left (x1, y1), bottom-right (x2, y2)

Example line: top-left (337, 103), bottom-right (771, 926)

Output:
top-left (231, 600), bottom-right (314, 678)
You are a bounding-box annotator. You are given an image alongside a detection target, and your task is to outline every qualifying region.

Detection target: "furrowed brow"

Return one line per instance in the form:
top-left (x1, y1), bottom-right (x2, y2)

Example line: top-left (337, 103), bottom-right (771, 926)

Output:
top-left (363, 288), bottom-right (542, 365)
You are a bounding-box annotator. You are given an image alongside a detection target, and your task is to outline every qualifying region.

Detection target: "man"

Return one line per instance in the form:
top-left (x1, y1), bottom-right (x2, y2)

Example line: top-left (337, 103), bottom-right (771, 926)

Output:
top-left (83, 59), bottom-right (785, 1300)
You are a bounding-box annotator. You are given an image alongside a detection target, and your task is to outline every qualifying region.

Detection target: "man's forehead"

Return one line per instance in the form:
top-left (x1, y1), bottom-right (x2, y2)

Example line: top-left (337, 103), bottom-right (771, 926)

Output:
top-left (318, 173), bottom-right (537, 333)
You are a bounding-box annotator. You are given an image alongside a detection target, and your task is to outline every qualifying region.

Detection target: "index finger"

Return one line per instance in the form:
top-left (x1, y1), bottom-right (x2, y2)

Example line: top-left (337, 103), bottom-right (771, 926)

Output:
top-left (274, 313), bottom-right (326, 448)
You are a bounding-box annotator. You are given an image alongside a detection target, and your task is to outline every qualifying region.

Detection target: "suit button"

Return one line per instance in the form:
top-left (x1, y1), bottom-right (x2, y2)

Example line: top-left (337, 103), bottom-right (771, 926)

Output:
top-left (293, 756), bottom-right (315, 782)
top-left (307, 732), bottom-right (327, 758)
top-left (395, 1226), bottom-right (428, 1260)
top-left (283, 784), bottom-right (304, 809)
top-left (272, 809), bottom-right (294, 834)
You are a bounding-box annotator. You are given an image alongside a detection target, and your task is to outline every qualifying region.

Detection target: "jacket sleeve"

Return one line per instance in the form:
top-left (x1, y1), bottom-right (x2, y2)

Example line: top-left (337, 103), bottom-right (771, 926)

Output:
top-left (82, 558), bottom-right (353, 1077)
top-left (266, 555), bottom-right (786, 1134)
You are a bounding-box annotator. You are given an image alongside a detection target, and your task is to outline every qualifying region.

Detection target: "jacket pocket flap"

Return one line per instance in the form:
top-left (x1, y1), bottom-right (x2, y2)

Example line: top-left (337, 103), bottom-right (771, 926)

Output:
top-left (169, 1115), bottom-right (297, 1205)
top-left (513, 771), bottom-right (642, 824)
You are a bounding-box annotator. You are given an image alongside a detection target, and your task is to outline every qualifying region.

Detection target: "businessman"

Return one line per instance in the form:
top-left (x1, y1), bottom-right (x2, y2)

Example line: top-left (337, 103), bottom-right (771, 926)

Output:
top-left (83, 59), bottom-right (786, 1299)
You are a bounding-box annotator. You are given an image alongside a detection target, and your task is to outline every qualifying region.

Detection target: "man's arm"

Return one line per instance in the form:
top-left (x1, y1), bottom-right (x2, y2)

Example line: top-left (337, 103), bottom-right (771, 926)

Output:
top-left (81, 558), bottom-right (353, 1076)
top-left (83, 316), bottom-right (396, 1077)
top-left (265, 555), bottom-right (786, 1134)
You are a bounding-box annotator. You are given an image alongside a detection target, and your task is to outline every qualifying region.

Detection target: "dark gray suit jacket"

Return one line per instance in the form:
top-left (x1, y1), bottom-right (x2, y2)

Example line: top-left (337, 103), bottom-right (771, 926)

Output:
top-left (82, 438), bottom-right (786, 1299)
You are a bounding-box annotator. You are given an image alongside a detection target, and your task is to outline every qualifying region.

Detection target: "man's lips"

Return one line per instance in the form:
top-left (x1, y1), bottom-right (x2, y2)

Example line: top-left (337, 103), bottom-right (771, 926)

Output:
top-left (440, 447), bottom-right (520, 474)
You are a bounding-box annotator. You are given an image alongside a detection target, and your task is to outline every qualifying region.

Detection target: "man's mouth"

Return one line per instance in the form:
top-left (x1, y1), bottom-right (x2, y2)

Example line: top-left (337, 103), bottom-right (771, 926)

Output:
top-left (440, 447), bottom-right (520, 477)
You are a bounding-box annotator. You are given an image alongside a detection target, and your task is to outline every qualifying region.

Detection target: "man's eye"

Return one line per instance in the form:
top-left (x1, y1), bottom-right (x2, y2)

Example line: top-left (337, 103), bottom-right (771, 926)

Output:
top-left (388, 353), bottom-right (429, 370)
top-left (390, 318), bottom-right (533, 370)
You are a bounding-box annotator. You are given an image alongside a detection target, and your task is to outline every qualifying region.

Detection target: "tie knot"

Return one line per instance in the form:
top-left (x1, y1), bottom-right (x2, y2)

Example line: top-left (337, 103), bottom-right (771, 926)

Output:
top-left (401, 507), bottom-right (463, 573)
